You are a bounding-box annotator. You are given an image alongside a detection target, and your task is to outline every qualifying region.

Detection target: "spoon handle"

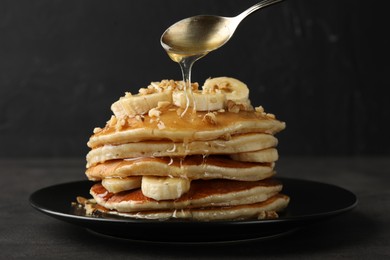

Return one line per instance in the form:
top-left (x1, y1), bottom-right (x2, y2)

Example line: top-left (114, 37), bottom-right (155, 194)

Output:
top-left (236, 0), bottom-right (284, 21)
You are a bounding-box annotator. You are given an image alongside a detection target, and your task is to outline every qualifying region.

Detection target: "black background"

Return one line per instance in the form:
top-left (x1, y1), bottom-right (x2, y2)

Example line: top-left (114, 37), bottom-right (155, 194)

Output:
top-left (0, 0), bottom-right (388, 157)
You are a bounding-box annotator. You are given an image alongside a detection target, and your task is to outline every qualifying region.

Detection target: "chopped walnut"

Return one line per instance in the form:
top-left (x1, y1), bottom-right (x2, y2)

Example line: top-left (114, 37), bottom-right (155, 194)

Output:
top-left (150, 79), bottom-right (200, 92)
top-left (76, 197), bottom-right (98, 215)
top-left (152, 80), bottom-right (177, 91)
top-left (148, 83), bottom-right (163, 93)
top-left (135, 115), bottom-right (144, 122)
top-left (203, 112), bottom-right (218, 125)
top-left (150, 81), bottom-right (159, 86)
top-left (191, 82), bottom-right (199, 90)
top-left (124, 92), bottom-right (132, 98)
top-left (255, 106), bottom-right (264, 113)
top-left (226, 100), bottom-right (242, 113)
top-left (93, 127), bottom-right (102, 134)
top-left (84, 204), bottom-right (96, 216)
top-left (157, 80), bottom-right (173, 88)
top-left (179, 81), bottom-right (199, 91)
top-left (266, 113), bottom-right (276, 119)
top-left (76, 196), bottom-right (88, 205)
top-left (148, 108), bottom-right (162, 117)
top-left (255, 105), bottom-right (267, 116)
top-left (157, 121), bottom-right (166, 129)
top-left (139, 87), bottom-right (154, 95)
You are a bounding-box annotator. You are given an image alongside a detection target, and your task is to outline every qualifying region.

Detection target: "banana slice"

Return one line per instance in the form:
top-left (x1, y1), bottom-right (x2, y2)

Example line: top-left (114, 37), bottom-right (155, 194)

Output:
top-left (172, 91), bottom-right (225, 111)
top-left (202, 77), bottom-right (250, 105)
top-left (141, 176), bottom-right (191, 201)
top-left (102, 177), bottom-right (142, 193)
top-left (111, 91), bottom-right (172, 118)
top-left (230, 148), bottom-right (279, 163)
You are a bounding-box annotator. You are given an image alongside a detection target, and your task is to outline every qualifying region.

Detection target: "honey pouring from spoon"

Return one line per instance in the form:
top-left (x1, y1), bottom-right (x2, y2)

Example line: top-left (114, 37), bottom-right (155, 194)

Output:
top-left (160, 0), bottom-right (284, 116)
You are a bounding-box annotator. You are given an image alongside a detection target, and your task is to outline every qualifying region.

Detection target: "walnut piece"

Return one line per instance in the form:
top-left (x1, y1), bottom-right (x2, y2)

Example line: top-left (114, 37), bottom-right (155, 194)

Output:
top-left (203, 112), bottom-right (218, 125)
top-left (148, 108), bottom-right (162, 117)
top-left (266, 113), bottom-right (276, 119)
top-left (93, 127), bottom-right (102, 134)
top-left (226, 100), bottom-right (242, 113)
top-left (157, 121), bottom-right (166, 129)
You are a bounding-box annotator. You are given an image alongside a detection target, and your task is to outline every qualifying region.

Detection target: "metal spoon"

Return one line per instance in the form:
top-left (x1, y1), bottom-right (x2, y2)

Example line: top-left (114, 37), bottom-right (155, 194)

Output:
top-left (161, 0), bottom-right (284, 57)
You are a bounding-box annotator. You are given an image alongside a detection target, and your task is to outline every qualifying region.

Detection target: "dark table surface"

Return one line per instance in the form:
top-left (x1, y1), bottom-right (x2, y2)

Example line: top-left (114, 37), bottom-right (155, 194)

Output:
top-left (1, 157), bottom-right (389, 259)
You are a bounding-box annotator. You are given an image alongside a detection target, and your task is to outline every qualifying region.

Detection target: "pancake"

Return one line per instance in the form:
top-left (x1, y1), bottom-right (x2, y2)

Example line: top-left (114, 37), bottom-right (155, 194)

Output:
top-left (86, 155), bottom-right (275, 181)
top-left (90, 178), bottom-right (283, 212)
top-left (87, 106), bottom-right (285, 148)
top-left (81, 77), bottom-right (289, 221)
top-left (91, 194), bottom-right (290, 221)
top-left (86, 133), bottom-right (278, 167)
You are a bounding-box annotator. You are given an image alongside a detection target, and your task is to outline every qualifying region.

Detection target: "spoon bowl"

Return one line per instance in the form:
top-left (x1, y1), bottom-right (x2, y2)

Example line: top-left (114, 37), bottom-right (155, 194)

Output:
top-left (161, 0), bottom-right (284, 56)
top-left (161, 15), bottom-right (233, 54)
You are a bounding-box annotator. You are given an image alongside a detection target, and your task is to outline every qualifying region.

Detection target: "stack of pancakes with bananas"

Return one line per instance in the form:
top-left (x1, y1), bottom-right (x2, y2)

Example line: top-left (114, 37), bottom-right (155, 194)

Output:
top-left (84, 77), bottom-right (289, 221)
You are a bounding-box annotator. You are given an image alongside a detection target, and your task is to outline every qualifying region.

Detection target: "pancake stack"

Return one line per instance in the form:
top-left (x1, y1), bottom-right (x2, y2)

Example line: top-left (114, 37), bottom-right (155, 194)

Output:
top-left (85, 77), bottom-right (289, 221)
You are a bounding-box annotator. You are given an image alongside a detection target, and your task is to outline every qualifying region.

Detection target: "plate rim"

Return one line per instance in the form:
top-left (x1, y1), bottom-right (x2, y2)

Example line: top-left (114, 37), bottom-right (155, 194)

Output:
top-left (29, 177), bottom-right (358, 243)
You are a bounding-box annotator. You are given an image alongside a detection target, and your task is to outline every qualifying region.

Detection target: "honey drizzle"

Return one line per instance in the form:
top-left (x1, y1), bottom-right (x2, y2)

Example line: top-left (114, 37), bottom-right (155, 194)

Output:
top-left (167, 51), bottom-right (206, 119)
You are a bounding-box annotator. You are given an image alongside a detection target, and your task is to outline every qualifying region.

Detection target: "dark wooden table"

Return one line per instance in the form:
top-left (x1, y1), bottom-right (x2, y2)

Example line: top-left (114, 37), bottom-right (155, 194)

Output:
top-left (1, 157), bottom-right (388, 259)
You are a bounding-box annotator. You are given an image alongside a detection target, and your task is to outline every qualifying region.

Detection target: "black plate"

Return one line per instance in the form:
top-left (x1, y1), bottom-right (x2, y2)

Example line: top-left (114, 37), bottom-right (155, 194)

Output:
top-left (29, 178), bottom-right (357, 244)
